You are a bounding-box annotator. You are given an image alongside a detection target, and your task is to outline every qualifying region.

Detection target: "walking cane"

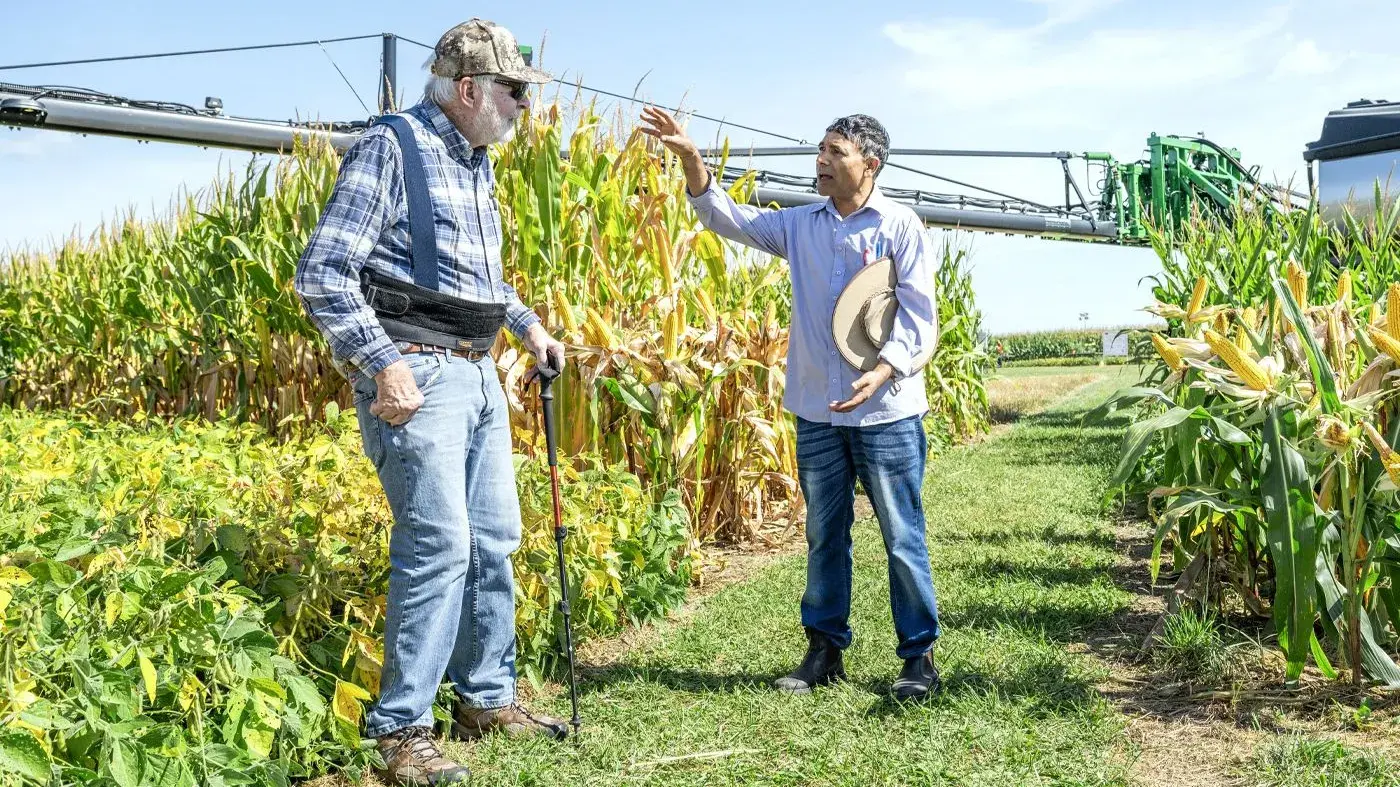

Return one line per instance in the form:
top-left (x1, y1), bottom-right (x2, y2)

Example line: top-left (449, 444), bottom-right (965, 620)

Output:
top-left (536, 357), bottom-right (582, 736)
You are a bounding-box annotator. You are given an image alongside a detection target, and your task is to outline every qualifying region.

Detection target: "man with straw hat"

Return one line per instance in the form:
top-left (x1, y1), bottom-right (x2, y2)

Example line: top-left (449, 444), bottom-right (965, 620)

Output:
top-left (640, 108), bottom-right (943, 701)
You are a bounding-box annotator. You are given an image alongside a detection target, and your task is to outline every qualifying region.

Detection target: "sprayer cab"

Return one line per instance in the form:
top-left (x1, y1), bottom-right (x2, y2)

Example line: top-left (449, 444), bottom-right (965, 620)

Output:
top-left (1305, 98), bottom-right (1400, 225)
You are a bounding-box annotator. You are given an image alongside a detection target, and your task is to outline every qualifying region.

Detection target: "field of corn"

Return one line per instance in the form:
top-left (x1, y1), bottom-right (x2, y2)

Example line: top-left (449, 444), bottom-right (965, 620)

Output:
top-left (1098, 195), bottom-right (1400, 688)
top-left (0, 97), bottom-right (991, 784)
top-left (992, 326), bottom-right (1160, 364)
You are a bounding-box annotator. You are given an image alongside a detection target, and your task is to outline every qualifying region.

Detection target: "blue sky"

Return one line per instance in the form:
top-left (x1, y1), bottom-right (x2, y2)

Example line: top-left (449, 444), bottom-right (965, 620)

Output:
top-left (3, 0), bottom-right (1398, 333)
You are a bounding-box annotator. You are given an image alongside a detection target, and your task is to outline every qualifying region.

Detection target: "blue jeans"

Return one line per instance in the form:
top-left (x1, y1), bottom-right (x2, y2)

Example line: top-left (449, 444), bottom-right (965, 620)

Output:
top-left (795, 414), bottom-right (941, 660)
top-left (351, 350), bottom-right (522, 738)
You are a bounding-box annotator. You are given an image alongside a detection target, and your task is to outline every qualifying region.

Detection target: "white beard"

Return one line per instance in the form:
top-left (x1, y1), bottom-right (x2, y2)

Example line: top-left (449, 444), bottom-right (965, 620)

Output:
top-left (468, 96), bottom-right (516, 146)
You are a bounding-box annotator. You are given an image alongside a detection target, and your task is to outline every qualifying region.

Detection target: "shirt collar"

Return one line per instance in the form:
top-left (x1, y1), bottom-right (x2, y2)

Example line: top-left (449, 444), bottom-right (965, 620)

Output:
top-left (409, 99), bottom-right (487, 167)
top-left (822, 184), bottom-right (893, 219)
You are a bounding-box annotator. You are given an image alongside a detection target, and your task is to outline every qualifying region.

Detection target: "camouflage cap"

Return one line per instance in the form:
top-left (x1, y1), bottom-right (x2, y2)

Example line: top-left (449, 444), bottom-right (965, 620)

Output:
top-left (431, 19), bottom-right (552, 84)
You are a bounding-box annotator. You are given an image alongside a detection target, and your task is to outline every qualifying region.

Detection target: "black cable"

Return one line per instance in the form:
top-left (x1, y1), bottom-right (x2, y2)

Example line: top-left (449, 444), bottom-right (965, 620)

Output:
top-left (0, 34), bottom-right (382, 72)
top-left (395, 35), bottom-right (805, 144)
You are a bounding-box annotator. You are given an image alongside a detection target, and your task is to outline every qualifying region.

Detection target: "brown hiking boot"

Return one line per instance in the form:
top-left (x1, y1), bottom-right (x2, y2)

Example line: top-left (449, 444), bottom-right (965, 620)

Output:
top-left (451, 700), bottom-right (570, 741)
top-left (374, 726), bottom-right (469, 786)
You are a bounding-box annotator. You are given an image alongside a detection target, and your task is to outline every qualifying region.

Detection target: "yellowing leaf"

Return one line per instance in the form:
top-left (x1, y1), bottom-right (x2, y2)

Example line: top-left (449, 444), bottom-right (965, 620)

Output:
top-left (332, 680), bottom-right (371, 724)
top-left (105, 593), bottom-right (123, 628)
top-left (138, 651), bottom-right (158, 704)
top-left (0, 568), bottom-right (32, 588)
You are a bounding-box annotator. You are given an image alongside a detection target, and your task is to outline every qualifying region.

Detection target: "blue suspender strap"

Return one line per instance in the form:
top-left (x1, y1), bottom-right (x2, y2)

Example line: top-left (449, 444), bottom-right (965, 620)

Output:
top-left (376, 114), bottom-right (440, 291)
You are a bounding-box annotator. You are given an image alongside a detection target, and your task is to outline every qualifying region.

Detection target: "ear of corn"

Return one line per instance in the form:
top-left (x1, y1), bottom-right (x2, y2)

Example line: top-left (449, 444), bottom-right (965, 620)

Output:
top-left (1367, 325), bottom-right (1400, 361)
top-left (1187, 275), bottom-right (1208, 317)
top-left (1337, 270), bottom-right (1353, 304)
top-left (1205, 329), bottom-right (1272, 391)
top-left (1362, 421), bottom-right (1400, 486)
top-left (1151, 332), bottom-right (1185, 371)
top-left (1286, 260), bottom-right (1308, 309)
top-left (1389, 284), bottom-right (1400, 341)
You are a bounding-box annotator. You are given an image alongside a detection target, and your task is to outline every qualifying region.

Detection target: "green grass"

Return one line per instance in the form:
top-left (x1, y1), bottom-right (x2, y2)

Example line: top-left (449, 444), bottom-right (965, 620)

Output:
top-left (1243, 737), bottom-right (1400, 787)
top-left (428, 374), bottom-right (1143, 786)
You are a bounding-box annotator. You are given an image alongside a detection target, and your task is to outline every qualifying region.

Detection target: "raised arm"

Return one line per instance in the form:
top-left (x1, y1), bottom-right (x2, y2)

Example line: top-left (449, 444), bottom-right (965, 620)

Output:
top-left (639, 106), bottom-right (789, 259)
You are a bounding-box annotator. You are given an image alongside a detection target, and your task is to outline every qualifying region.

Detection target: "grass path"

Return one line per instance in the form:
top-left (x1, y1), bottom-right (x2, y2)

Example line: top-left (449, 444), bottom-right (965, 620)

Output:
top-left (437, 371), bottom-right (1144, 786)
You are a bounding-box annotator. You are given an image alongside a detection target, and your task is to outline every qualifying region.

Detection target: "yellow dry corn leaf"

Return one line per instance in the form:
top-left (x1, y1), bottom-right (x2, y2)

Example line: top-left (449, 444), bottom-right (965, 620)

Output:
top-left (0, 568), bottom-right (33, 588)
top-left (1367, 325), bottom-right (1400, 361)
top-left (1151, 333), bottom-right (1184, 371)
top-left (1336, 270), bottom-right (1353, 304)
top-left (332, 679), bottom-right (372, 724)
top-left (1286, 260), bottom-right (1308, 308)
top-left (138, 651), bottom-right (158, 704)
top-left (1205, 329), bottom-right (1272, 391)
top-left (1186, 275), bottom-right (1208, 317)
top-left (1390, 284), bottom-right (1400, 341)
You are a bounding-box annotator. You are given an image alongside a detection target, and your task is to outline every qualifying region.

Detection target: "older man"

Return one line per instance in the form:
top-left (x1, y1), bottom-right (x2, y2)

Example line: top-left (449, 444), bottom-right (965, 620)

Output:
top-left (296, 18), bottom-right (568, 786)
top-left (640, 108), bottom-right (943, 701)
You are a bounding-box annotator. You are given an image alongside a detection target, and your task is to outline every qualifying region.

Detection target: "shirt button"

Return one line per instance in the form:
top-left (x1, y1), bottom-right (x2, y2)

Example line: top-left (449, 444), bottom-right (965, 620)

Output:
top-left (830, 351), bottom-right (837, 357)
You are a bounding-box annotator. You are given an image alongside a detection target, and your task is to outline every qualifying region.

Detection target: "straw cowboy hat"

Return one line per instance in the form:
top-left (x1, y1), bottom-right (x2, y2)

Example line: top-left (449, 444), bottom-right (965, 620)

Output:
top-left (831, 256), bottom-right (939, 373)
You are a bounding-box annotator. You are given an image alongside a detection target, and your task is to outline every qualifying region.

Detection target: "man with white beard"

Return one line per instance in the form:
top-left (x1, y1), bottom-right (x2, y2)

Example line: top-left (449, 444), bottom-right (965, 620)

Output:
top-left (295, 18), bottom-right (568, 786)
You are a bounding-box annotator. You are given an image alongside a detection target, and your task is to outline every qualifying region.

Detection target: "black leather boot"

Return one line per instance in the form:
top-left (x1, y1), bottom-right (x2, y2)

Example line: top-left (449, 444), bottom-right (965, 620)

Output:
top-left (891, 650), bottom-right (940, 701)
top-left (773, 628), bottom-right (846, 694)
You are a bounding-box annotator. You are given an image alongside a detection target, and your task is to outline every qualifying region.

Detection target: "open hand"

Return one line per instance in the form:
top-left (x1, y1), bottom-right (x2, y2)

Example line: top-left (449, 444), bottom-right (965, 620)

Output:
top-left (830, 362), bottom-right (895, 413)
top-left (639, 106), bottom-right (699, 160)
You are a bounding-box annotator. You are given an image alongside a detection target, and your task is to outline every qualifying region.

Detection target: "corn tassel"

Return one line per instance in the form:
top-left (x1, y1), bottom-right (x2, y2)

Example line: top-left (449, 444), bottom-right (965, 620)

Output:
top-left (1205, 329), bottom-right (1272, 391)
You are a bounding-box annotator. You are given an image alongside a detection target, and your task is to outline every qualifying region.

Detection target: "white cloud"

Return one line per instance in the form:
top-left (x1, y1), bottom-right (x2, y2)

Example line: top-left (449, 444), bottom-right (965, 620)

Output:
top-left (1274, 38), bottom-right (1341, 78)
top-left (884, 5), bottom-right (1292, 119)
top-left (880, 1), bottom-right (1400, 185)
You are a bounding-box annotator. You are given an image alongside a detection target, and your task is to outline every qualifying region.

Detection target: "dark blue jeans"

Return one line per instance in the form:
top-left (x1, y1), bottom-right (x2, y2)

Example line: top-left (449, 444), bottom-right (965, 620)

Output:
top-left (795, 414), bottom-right (941, 660)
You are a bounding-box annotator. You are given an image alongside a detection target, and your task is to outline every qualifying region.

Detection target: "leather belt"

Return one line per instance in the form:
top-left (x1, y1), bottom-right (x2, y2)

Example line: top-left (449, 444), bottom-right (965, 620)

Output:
top-left (400, 342), bottom-right (490, 362)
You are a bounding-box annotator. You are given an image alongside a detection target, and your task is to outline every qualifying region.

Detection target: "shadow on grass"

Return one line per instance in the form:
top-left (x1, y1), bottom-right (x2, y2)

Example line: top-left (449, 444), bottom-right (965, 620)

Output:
top-left (569, 655), bottom-right (1104, 722)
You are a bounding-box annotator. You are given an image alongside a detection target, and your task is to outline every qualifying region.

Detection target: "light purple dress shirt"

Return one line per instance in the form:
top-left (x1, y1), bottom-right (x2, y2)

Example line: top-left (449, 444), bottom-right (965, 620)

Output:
top-left (687, 177), bottom-right (939, 427)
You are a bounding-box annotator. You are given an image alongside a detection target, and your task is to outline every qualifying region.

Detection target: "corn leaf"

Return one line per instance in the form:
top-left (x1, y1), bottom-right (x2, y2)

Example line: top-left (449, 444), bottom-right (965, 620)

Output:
top-left (1272, 273), bottom-right (1340, 413)
top-left (1314, 542), bottom-right (1400, 687)
top-left (1260, 406), bottom-right (1321, 684)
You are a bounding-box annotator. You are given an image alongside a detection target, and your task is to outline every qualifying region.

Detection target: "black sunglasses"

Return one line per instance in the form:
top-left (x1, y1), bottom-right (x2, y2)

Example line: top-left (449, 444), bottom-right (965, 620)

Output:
top-left (493, 78), bottom-right (529, 101)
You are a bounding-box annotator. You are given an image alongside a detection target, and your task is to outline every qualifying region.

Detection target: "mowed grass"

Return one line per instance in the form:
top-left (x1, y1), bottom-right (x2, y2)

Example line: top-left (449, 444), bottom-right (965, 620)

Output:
top-left (418, 370), bottom-right (1143, 786)
top-left (1241, 737), bottom-right (1400, 787)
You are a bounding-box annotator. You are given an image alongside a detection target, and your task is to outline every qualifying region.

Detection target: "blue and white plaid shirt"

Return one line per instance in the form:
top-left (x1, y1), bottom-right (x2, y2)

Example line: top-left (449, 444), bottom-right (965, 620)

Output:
top-left (295, 99), bottom-right (539, 379)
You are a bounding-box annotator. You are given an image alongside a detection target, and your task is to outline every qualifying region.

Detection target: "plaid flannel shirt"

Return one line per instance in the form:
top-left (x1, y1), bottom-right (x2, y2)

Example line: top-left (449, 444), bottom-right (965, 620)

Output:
top-left (294, 99), bottom-right (539, 379)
